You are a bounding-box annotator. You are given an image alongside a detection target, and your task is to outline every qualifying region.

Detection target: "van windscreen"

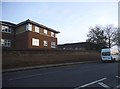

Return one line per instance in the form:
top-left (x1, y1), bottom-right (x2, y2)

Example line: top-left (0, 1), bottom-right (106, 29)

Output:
top-left (102, 52), bottom-right (110, 56)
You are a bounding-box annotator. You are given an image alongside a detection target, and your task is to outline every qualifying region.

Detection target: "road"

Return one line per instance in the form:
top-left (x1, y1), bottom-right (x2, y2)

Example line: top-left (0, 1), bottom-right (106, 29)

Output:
top-left (2, 62), bottom-right (120, 88)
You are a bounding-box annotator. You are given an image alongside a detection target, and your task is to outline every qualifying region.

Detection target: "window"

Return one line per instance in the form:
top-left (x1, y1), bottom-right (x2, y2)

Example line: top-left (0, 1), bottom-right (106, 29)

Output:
top-left (51, 32), bottom-right (54, 37)
top-left (35, 26), bottom-right (39, 33)
top-left (102, 52), bottom-right (110, 56)
top-left (26, 24), bottom-right (32, 31)
top-left (75, 48), bottom-right (78, 50)
top-left (44, 40), bottom-right (48, 46)
top-left (1, 39), bottom-right (4, 46)
top-left (51, 42), bottom-right (56, 48)
top-left (1, 39), bottom-right (11, 47)
top-left (1, 25), bottom-right (11, 33)
top-left (32, 38), bottom-right (39, 46)
top-left (44, 29), bottom-right (47, 34)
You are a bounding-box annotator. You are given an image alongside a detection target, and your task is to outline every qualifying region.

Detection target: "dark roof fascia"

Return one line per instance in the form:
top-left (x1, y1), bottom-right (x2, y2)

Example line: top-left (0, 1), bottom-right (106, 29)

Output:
top-left (0, 21), bottom-right (16, 27)
top-left (58, 42), bottom-right (93, 46)
top-left (16, 19), bottom-right (60, 33)
top-left (64, 42), bottom-right (89, 45)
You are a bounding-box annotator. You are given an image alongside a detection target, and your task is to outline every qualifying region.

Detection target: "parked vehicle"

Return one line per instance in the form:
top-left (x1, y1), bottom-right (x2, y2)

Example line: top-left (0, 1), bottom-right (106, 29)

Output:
top-left (101, 48), bottom-right (120, 62)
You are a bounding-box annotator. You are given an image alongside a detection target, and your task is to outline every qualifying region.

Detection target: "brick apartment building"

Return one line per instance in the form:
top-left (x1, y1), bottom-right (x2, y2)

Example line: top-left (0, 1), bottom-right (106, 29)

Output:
top-left (0, 19), bottom-right (60, 49)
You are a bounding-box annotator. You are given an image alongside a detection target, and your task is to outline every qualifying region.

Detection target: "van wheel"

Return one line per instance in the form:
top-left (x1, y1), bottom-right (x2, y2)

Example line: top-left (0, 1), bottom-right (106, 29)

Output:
top-left (102, 60), bottom-right (106, 63)
top-left (113, 58), bottom-right (116, 62)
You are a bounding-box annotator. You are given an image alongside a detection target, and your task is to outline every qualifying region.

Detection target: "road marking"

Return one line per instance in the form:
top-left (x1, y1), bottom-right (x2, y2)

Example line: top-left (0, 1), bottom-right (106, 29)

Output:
top-left (98, 82), bottom-right (110, 89)
top-left (74, 78), bottom-right (107, 89)
top-left (114, 76), bottom-right (120, 89)
top-left (8, 70), bottom-right (63, 81)
top-left (116, 76), bottom-right (120, 79)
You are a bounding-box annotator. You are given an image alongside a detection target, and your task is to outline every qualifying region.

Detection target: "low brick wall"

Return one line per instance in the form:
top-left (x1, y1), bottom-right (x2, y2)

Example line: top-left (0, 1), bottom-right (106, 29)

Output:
top-left (2, 49), bottom-right (101, 69)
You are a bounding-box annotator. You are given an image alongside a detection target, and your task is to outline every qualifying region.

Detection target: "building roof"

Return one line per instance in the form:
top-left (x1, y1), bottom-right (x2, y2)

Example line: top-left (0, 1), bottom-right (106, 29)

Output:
top-left (16, 19), bottom-right (60, 33)
top-left (0, 21), bottom-right (16, 27)
top-left (0, 19), bottom-right (60, 33)
top-left (58, 42), bottom-right (100, 50)
top-left (58, 42), bottom-right (94, 46)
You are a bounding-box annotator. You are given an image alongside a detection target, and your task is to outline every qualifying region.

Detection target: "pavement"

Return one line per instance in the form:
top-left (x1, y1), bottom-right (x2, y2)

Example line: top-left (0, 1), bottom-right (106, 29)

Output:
top-left (2, 61), bottom-right (100, 73)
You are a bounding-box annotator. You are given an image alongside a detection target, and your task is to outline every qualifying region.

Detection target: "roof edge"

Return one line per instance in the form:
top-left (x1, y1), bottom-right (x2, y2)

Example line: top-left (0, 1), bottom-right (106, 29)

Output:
top-left (0, 21), bottom-right (16, 27)
top-left (16, 19), bottom-right (60, 33)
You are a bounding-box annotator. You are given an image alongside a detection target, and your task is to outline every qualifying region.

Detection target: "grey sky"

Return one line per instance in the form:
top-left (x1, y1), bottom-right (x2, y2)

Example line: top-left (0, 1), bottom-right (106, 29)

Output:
top-left (1, 1), bottom-right (118, 44)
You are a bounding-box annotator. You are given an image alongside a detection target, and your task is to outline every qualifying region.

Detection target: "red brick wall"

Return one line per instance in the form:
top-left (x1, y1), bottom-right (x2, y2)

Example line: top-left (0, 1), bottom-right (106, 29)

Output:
top-left (15, 32), bottom-right (28, 49)
top-left (2, 33), bottom-right (15, 48)
top-left (28, 31), bottom-right (57, 49)
top-left (2, 50), bottom-right (100, 69)
top-left (15, 31), bottom-right (57, 49)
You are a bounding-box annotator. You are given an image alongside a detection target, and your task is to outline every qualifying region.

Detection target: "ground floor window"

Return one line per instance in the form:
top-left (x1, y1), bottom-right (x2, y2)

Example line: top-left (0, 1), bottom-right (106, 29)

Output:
top-left (1, 39), bottom-right (11, 47)
top-left (51, 42), bottom-right (56, 48)
top-left (32, 38), bottom-right (39, 46)
top-left (44, 40), bottom-right (48, 47)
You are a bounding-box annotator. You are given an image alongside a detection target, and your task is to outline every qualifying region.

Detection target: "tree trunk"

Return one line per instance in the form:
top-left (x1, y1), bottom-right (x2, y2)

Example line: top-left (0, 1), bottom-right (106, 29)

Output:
top-left (108, 37), bottom-right (111, 48)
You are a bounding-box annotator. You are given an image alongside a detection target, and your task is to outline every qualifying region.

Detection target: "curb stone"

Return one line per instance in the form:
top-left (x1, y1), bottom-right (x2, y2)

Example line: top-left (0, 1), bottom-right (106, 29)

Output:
top-left (2, 61), bottom-right (100, 73)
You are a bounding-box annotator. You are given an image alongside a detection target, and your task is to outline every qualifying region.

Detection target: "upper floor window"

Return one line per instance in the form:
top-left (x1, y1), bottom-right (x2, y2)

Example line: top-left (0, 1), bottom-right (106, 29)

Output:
top-left (1, 39), bottom-right (11, 47)
top-left (35, 26), bottom-right (39, 33)
top-left (51, 32), bottom-right (54, 37)
top-left (44, 29), bottom-right (47, 35)
top-left (44, 40), bottom-right (48, 46)
top-left (1, 25), bottom-right (11, 33)
top-left (51, 42), bottom-right (56, 48)
top-left (32, 38), bottom-right (39, 46)
top-left (26, 23), bottom-right (32, 31)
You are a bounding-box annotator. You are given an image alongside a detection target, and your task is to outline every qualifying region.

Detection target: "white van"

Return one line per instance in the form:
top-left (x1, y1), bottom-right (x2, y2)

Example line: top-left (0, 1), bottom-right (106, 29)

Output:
top-left (101, 48), bottom-right (120, 62)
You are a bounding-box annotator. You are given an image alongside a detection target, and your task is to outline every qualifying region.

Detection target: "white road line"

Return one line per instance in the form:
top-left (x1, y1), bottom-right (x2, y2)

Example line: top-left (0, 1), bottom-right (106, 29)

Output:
top-left (116, 76), bottom-right (120, 79)
top-left (98, 82), bottom-right (110, 89)
top-left (74, 78), bottom-right (107, 89)
top-left (8, 70), bottom-right (63, 81)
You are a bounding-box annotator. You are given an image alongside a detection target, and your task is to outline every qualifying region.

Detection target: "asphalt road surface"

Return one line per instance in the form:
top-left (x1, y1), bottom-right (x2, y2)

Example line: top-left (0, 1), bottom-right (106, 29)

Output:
top-left (2, 61), bottom-right (120, 89)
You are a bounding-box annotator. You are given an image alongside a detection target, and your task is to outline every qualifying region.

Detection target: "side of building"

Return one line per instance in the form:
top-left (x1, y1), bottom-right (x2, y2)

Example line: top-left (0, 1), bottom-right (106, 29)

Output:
top-left (1, 21), bottom-right (16, 48)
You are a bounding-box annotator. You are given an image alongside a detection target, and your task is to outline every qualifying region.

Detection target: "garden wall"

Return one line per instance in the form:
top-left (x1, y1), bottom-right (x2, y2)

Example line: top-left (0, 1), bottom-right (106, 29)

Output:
top-left (2, 49), bottom-right (101, 69)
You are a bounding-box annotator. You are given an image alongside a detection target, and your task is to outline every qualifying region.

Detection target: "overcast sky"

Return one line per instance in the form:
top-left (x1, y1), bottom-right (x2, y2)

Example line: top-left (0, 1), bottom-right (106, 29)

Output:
top-left (1, 1), bottom-right (118, 44)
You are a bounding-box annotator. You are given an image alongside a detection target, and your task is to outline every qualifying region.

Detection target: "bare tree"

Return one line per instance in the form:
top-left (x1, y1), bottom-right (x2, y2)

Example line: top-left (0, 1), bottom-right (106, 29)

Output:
top-left (103, 25), bottom-right (117, 48)
top-left (115, 28), bottom-right (120, 46)
top-left (86, 25), bottom-right (118, 49)
top-left (86, 26), bottom-right (107, 50)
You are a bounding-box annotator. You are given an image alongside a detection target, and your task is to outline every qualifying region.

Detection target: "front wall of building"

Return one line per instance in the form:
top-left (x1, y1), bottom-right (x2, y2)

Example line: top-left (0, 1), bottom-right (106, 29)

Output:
top-left (15, 24), bottom-right (58, 49)
top-left (1, 21), bottom-right (59, 49)
top-left (28, 31), bottom-right (57, 49)
top-left (15, 32), bottom-right (28, 49)
top-left (16, 25), bottom-right (26, 34)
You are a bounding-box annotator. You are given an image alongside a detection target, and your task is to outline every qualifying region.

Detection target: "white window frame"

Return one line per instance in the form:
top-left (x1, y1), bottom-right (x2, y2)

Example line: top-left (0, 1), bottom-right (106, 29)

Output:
top-left (44, 40), bottom-right (48, 47)
top-left (51, 42), bottom-right (56, 48)
top-left (1, 39), bottom-right (4, 46)
top-left (35, 26), bottom-right (40, 33)
top-left (1, 39), bottom-right (11, 47)
top-left (44, 29), bottom-right (47, 35)
top-left (32, 38), bottom-right (39, 46)
top-left (1, 25), bottom-right (11, 33)
top-left (26, 23), bottom-right (32, 31)
top-left (51, 32), bottom-right (54, 37)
